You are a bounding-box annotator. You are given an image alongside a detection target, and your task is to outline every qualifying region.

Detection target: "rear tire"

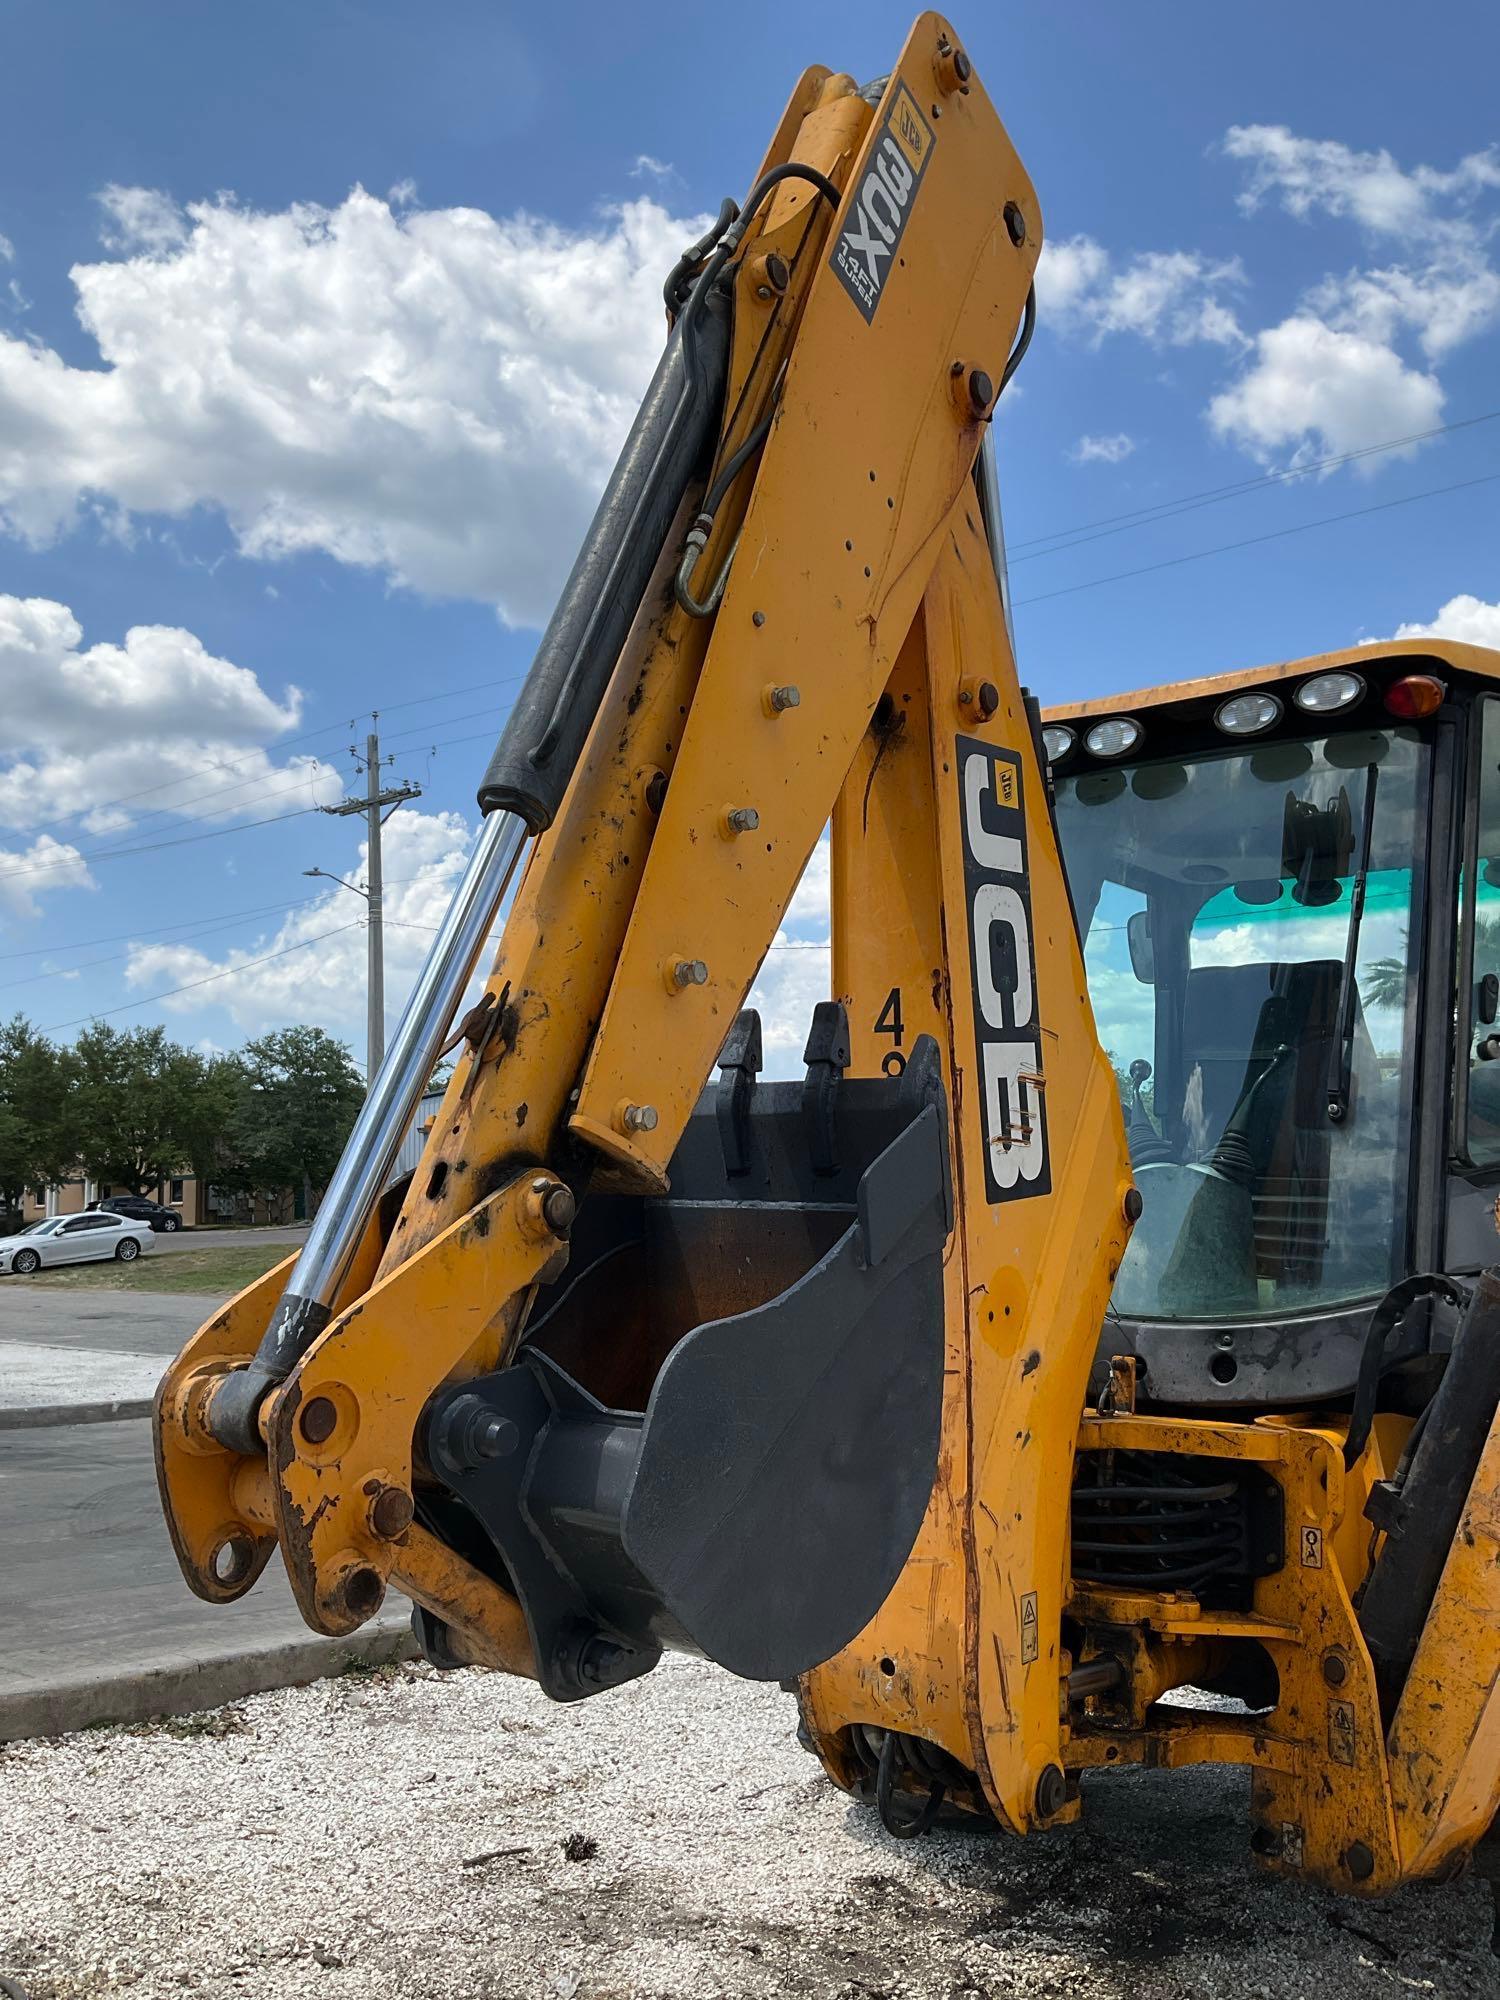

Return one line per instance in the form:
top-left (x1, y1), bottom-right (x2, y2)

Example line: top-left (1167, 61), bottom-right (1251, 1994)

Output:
top-left (115, 1237), bottom-right (141, 1261)
top-left (161, 1215), bottom-right (180, 1231)
top-left (11, 1248), bottom-right (39, 1275)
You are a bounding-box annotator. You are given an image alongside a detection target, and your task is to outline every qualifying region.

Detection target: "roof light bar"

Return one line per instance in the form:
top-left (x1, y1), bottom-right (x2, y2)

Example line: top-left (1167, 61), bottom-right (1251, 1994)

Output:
top-left (1083, 716), bottom-right (1142, 760)
top-left (1294, 670), bottom-right (1364, 715)
top-left (1214, 691), bottom-right (1282, 737)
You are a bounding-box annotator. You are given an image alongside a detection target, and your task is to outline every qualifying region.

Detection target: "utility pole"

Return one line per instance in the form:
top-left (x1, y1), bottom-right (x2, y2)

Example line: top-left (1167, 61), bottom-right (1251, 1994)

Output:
top-left (313, 721), bottom-right (421, 1081)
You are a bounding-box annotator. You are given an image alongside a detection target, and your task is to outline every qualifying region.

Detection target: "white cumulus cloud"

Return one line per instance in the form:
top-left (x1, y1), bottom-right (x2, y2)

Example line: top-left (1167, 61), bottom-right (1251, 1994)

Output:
top-left (1207, 315), bottom-right (1443, 468)
top-left (0, 595), bottom-right (342, 889)
top-left (1069, 432), bottom-right (1136, 466)
top-left (1223, 126), bottom-right (1500, 237)
top-left (1036, 235), bottom-right (1246, 349)
top-left (1210, 125), bottom-right (1500, 469)
top-left (0, 184), bottom-right (709, 626)
top-left (1391, 594), bottom-right (1500, 650)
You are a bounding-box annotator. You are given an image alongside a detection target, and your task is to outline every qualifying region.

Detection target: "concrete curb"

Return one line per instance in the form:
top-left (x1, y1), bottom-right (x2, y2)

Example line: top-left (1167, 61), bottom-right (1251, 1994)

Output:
top-left (0, 1621), bottom-right (416, 1744)
top-left (0, 1399), bottom-right (153, 1432)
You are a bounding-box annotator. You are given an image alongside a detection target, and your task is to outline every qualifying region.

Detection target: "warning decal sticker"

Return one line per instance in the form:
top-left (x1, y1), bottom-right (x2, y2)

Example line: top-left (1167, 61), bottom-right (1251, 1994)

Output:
top-left (1020, 1590), bottom-right (1039, 1665)
top-left (829, 84), bottom-right (935, 323)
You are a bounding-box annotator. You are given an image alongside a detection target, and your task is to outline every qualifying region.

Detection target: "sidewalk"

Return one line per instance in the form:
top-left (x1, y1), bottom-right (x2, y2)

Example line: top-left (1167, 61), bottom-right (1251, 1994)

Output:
top-left (0, 1290), bottom-right (200, 1428)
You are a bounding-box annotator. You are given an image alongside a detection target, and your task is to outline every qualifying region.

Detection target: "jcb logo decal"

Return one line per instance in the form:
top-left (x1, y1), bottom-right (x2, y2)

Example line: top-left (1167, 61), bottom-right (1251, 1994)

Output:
top-left (830, 85), bottom-right (934, 323)
top-left (958, 738), bottom-right (1051, 1203)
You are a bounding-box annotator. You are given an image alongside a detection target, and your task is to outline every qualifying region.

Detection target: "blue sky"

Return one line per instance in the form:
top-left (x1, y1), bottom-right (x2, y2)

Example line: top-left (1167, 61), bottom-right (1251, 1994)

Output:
top-left (1, 0), bottom-right (1497, 1067)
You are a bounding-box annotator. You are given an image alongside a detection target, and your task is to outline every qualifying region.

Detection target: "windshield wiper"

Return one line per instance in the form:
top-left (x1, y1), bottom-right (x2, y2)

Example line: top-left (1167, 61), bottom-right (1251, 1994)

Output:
top-left (1327, 762), bottom-right (1379, 1125)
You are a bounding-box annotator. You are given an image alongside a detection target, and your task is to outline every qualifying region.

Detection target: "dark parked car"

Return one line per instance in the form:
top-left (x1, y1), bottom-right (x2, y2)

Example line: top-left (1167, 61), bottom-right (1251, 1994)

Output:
top-left (93, 1194), bottom-right (185, 1232)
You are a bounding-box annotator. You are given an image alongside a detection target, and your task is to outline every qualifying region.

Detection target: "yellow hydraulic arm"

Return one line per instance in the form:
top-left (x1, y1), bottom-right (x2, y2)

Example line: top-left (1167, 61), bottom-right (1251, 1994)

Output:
top-left (153, 12), bottom-right (1498, 1901)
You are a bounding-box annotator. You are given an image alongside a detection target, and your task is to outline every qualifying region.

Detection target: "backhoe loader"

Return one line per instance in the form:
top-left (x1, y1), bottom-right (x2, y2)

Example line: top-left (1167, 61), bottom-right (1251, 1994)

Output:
top-left (155, 12), bottom-right (1500, 1907)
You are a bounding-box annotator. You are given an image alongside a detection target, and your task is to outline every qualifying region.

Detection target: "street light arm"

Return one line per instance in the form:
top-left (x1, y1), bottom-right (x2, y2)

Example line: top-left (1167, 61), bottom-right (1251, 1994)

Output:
top-left (303, 867), bottom-right (369, 901)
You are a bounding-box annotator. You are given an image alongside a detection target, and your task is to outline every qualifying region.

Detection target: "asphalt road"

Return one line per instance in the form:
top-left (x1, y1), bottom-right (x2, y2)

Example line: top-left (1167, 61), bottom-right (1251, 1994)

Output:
top-left (0, 1415), bottom-right (407, 1737)
top-left (1, 1287), bottom-right (205, 1356)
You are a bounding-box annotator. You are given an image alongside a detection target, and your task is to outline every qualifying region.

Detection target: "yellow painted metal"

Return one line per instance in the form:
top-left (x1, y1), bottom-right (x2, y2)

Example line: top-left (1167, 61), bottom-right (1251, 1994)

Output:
top-left (146, 13), bottom-right (1500, 1901)
top-left (1065, 1413), bottom-right (1408, 1895)
top-left (570, 12), bottom-right (1041, 1182)
top-left (800, 483), bottom-right (1133, 1832)
top-left (262, 1170), bottom-right (569, 1635)
top-left (1388, 1400), bottom-right (1500, 1879)
top-left (153, 1185), bottom-right (398, 1603)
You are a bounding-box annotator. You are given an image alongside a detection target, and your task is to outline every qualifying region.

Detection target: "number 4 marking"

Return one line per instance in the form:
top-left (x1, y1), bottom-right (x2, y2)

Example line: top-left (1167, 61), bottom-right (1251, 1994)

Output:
top-left (875, 987), bottom-right (905, 1045)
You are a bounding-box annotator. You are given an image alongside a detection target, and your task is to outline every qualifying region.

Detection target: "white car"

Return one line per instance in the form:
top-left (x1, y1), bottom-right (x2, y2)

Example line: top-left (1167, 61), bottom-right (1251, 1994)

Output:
top-left (0, 1212), bottom-right (155, 1275)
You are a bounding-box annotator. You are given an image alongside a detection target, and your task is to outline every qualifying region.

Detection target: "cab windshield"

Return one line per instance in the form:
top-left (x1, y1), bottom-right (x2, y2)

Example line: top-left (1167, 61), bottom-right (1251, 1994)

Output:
top-left (1054, 725), bottom-right (1425, 1321)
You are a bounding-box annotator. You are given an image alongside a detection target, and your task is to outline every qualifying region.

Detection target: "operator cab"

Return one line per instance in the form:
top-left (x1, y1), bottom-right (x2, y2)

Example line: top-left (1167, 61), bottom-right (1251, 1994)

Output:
top-left (1044, 639), bottom-right (1500, 1411)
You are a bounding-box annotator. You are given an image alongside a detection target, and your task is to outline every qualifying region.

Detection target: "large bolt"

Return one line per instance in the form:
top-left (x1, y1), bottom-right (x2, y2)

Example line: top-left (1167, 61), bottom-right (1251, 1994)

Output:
top-left (578, 1636), bottom-right (630, 1687)
top-left (766, 684), bottom-right (801, 715)
top-left (968, 369), bottom-right (995, 417)
top-left (1123, 1187), bottom-right (1144, 1223)
top-left (644, 770), bottom-right (668, 815)
top-left (672, 959), bottom-right (709, 988)
top-left (1344, 1841), bottom-right (1375, 1882)
top-left (1322, 1650), bottom-right (1348, 1688)
top-left (1005, 201), bottom-right (1027, 247)
top-left (473, 1412), bottom-right (519, 1461)
top-left (368, 1484), bottom-right (415, 1541)
top-left (976, 680), bottom-right (1000, 718)
top-left (1035, 1764), bottom-right (1068, 1819)
top-left (542, 1185), bottom-right (576, 1236)
top-left (299, 1395), bottom-right (338, 1446)
top-left (621, 1103), bottom-right (658, 1135)
top-left (725, 806), bottom-right (760, 834)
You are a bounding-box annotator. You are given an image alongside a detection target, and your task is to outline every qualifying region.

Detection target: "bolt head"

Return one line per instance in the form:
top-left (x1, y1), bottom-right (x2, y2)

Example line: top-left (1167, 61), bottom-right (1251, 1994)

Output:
top-left (1005, 201), bottom-right (1027, 247)
top-left (1344, 1840), bottom-right (1375, 1882)
top-left (299, 1395), bottom-right (338, 1446)
top-left (752, 609), bottom-right (766, 628)
top-left (624, 1103), bottom-right (659, 1134)
top-left (1322, 1650), bottom-right (1348, 1688)
top-left (471, 1411), bottom-right (520, 1463)
top-left (726, 807), bottom-right (760, 834)
top-left (976, 680), bottom-right (1000, 718)
top-left (1035, 1763), bottom-right (1068, 1819)
top-left (673, 959), bottom-right (709, 987)
top-left (770, 684), bottom-right (800, 713)
top-left (953, 48), bottom-right (972, 80)
top-left (369, 1484), bottom-right (415, 1541)
top-left (644, 771), bottom-right (667, 814)
top-left (541, 1185), bottom-right (577, 1236)
top-left (968, 369), bottom-right (995, 416)
top-left (1123, 1187), bottom-right (1143, 1224)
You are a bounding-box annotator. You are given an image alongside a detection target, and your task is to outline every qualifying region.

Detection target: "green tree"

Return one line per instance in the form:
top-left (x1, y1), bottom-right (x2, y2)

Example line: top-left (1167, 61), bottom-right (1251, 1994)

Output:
top-left (230, 1026), bottom-right (364, 1218)
top-left (0, 1016), bottom-right (76, 1216)
top-left (71, 1021), bottom-right (215, 1194)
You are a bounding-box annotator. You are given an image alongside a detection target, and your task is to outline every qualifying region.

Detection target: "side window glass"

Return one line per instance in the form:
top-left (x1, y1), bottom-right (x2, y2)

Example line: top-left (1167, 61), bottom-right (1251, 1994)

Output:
top-left (1467, 699), bottom-right (1500, 1166)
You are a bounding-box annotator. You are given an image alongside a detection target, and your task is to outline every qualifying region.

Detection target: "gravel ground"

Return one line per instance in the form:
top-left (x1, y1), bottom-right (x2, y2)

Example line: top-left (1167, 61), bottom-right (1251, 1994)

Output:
top-left (1, 1655), bottom-right (1495, 2000)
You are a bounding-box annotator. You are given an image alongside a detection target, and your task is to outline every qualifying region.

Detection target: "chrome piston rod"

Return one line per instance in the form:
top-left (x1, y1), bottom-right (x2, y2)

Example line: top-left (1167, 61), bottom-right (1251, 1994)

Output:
top-left (207, 807), bottom-right (528, 1452)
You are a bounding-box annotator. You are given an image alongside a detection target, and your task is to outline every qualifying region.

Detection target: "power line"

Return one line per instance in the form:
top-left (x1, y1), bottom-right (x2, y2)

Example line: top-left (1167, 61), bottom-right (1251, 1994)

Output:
top-left (43, 922), bottom-right (363, 1032)
top-left (1008, 407), bottom-right (1500, 559)
top-left (0, 873), bottom-right (433, 964)
top-left (0, 899), bottom-right (338, 996)
top-left (0, 800), bottom-right (332, 884)
top-left (1014, 467), bottom-right (1500, 610)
